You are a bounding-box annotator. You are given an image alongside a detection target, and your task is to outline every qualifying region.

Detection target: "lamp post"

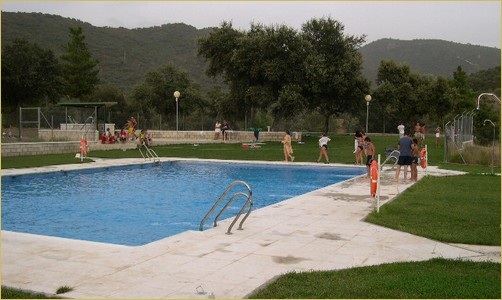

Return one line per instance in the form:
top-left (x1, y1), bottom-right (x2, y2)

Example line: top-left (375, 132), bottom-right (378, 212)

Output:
top-left (365, 95), bottom-right (372, 133)
top-left (477, 93), bottom-right (501, 110)
top-left (174, 91), bottom-right (180, 132)
top-left (483, 119), bottom-right (496, 174)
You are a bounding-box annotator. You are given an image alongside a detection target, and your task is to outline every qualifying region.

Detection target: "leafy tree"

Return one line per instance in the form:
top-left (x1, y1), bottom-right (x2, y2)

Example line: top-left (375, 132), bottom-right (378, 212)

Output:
top-left (428, 76), bottom-right (455, 125)
top-left (301, 17), bottom-right (369, 133)
top-left (1, 39), bottom-right (62, 118)
top-left (199, 22), bottom-right (307, 129)
top-left (233, 23), bottom-right (307, 129)
top-left (197, 21), bottom-right (243, 81)
top-left (469, 66), bottom-right (501, 95)
top-left (60, 27), bottom-right (100, 99)
top-left (374, 60), bottom-right (416, 131)
top-left (450, 66), bottom-right (475, 113)
top-left (131, 64), bottom-right (205, 130)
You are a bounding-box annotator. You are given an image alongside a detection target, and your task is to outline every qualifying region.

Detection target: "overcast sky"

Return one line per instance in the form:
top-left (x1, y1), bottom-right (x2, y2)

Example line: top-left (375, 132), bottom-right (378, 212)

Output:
top-left (2, 1), bottom-right (500, 48)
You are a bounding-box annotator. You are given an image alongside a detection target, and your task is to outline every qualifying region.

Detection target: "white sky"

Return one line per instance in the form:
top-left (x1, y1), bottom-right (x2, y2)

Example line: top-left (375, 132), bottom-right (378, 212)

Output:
top-left (1, 1), bottom-right (500, 48)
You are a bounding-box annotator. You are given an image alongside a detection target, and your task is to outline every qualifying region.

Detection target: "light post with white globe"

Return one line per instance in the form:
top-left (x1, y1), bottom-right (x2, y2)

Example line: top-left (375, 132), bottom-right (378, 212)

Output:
top-left (365, 95), bottom-right (372, 133)
top-left (174, 91), bottom-right (180, 133)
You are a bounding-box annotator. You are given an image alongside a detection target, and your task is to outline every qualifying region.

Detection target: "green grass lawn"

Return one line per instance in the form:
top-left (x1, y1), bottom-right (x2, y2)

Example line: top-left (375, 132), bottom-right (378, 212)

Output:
top-left (4, 134), bottom-right (498, 173)
top-left (366, 174), bottom-right (500, 245)
top-left (1, 134), bottom-right (500, 299)
top-left (248, 258), bottom-right (500, 299)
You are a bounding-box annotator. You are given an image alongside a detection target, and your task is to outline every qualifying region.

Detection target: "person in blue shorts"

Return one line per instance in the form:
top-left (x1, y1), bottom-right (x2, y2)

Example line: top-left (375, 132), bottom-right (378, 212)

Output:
top-left (395, 131), bottom-right (413, 182)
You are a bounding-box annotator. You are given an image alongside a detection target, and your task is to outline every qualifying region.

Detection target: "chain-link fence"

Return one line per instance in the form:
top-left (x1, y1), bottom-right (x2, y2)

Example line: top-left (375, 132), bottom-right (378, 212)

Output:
top-left (444, 113), bottom-right (475, 163)
top-left (14, 106), bottom-right (102, 142)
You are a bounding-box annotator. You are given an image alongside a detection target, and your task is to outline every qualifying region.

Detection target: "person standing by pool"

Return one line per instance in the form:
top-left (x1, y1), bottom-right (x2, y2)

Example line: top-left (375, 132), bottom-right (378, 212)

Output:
top-left (282, 130), bottom-right (295, 162)
top-left (354, 129), bottom-right (365, 165)
top-left (410, 138), bottom-right (420, 182)
top-left (317, 133), bottom-right (331, 163)
top-left (397, 121), bottom-right (405, 138)
top-left (364, 136), bottom-right (375, 177)
top-left (395, 131), bottom-right (413, 182)
top-left (435, 125), bottom-right (441, 148)
top-left (126, 116), bottom-right (137, 141)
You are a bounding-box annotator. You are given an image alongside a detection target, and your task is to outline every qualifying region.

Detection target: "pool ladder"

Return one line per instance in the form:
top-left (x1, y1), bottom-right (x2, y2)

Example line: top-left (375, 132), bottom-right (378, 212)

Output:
top-left (381, 149), bottom-right (400, 170)
top-left (199, 180), bottom-right (253, 234)
top-left (138, 144), bottom-right (160, 164)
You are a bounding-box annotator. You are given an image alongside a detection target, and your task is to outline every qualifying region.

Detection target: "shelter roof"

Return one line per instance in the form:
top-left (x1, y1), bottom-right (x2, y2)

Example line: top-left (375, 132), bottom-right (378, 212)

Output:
top-left (57, 102), bottom-right (118, 108)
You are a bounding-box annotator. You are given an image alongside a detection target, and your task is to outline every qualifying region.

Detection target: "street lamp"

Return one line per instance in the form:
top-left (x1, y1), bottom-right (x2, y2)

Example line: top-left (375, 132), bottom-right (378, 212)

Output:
top-left (477, 93), bottom-right (501, 110)
top-left (174, 91), bottom-right (180, 132)
top-left (483, 119), bottom-right (496, 174)
top-left (365, 94), bottom-right (372, 133)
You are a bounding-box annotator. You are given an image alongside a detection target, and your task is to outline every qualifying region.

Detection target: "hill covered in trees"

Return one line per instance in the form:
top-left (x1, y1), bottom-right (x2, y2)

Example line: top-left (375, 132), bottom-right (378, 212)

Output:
top-left (1, 11), bottom-right (500, 93)
top-left (360, 38), bottom-right (500, 83)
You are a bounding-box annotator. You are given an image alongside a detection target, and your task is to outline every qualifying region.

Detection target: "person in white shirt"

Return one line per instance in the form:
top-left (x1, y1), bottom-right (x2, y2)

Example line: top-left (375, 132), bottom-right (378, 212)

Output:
top-left (397, 122), bottom-right (405, 138)
top-left (317, 133), bottom-right (331, 163)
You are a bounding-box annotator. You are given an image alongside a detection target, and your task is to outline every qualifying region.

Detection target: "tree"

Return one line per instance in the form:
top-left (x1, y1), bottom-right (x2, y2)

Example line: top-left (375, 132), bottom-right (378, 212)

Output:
top-left (301, 18), bottom-right (369, 133)
top-left (60, 27), bottom-right (100, 99)
top-left (199, 22), bottom-right (308, 129)
top-left (131, 64), bottom-right (206, 130)
top-left (1, 39), bottom-right (62, 118)
top-left (469, 66), bottom-right (501, 95)
top-left (450, 66), bottom-right (475, 113)
top-left (232, 23), bottom-right (307, 129)
top-left (374, 60), bottom-right (423, 131)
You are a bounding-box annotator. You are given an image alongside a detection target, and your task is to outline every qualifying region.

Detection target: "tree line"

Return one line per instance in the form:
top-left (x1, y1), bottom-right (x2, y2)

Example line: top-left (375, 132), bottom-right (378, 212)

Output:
top-left (1, 17), bottom-right (500, 144)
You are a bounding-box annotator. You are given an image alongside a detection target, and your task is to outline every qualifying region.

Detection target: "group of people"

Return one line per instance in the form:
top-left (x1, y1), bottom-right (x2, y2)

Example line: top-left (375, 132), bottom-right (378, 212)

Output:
top-left (100, 116), bottom-right (152, 147)
top-left (395, 130), bottom-right (423, 182)
top-left (101, 128), bottom-right (116, 144)
top-left (398, 121), bottom-right (441, 148)
top-left (214, 120), bottom-right (231, 140)
top-left (282, 130), bottom-right (376, 178)
top-left (281, 130), bottom-right (326, 163)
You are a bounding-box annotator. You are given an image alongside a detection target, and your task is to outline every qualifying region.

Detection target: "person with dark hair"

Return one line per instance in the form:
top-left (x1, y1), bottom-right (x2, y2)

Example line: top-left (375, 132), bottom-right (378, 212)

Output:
top-left (395, 131), bottom-right (414, 182)
top-left (364, 136), bottom-right (375, 177)
top-left (354, 129), bottom-right (365, 164)
top-left (411, 138), bottom-right (420, 182)
top-left (317, 133), bottom-right (331, 163)
top-left (222, 120), bottom-right (230, 141)
top-left (214, 120), bottom-right (222, 140)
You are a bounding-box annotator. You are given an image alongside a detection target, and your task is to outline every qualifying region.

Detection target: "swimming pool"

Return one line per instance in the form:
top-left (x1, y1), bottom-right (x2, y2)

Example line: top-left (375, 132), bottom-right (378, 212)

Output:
top-left (1, 161), bottom-right (365, 246)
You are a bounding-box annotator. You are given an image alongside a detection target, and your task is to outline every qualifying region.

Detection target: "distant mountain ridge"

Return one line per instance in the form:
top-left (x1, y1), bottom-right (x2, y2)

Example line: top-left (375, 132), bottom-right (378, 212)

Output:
top-left (1, 12), bottom-right (500, 92)
top-left (360, 38), bottom-right (500, 83)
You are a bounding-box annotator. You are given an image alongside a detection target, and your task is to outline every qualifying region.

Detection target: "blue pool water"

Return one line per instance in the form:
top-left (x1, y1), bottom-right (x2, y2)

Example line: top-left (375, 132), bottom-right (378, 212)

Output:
top-left (2, 161), bottom-right (365, 246)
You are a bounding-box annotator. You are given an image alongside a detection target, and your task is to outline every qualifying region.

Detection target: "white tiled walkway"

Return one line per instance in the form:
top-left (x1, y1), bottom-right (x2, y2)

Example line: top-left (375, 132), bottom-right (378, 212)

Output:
top-left (2, 159), bottom-right (499, 298)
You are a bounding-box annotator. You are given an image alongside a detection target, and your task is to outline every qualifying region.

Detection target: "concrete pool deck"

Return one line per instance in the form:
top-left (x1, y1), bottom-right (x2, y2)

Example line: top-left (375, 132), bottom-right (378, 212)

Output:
top-left (1, 158), bottom-right (500, 298)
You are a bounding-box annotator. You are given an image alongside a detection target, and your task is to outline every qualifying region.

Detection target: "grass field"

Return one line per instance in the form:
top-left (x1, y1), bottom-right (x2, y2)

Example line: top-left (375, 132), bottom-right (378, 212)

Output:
top-left (3, 134), bottom-right (500, 174)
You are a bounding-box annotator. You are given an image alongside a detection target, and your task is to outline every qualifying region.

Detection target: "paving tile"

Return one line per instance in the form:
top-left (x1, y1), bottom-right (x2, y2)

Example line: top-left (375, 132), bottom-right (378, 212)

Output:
top-left (1, 159), bottom-right (498, 298)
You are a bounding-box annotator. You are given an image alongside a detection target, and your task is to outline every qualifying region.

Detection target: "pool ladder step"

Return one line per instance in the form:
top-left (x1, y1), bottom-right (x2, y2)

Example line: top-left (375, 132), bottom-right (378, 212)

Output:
top-left (199, 180), bottom-right (253, 234)
top-left (138, 144), bottom-right (160, 163)
top-left (381, 149), bottom-right (400, 170)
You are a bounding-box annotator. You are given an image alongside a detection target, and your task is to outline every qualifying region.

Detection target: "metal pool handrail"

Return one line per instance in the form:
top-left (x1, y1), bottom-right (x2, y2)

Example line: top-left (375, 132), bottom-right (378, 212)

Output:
top-left (199, 180), bottom-right (253, 234)
top-left (138, 144), bottom-right (160, 164)
top-left (381, 149), bottom-right (400, 170)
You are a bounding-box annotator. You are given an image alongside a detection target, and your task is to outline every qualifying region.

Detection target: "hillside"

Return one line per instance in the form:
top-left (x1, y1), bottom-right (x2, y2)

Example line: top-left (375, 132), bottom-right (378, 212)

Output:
top-left (1, 12), bottom-right (500, 93)
top-left (360, 38), bottom-right (500, 83)
top-left (1, 12), bottom-right (218, 92)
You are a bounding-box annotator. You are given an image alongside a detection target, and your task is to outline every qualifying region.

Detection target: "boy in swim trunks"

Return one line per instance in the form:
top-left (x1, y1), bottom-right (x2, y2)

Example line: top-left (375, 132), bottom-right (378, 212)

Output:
top-left (364, 136), bottom-right (375, 177)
